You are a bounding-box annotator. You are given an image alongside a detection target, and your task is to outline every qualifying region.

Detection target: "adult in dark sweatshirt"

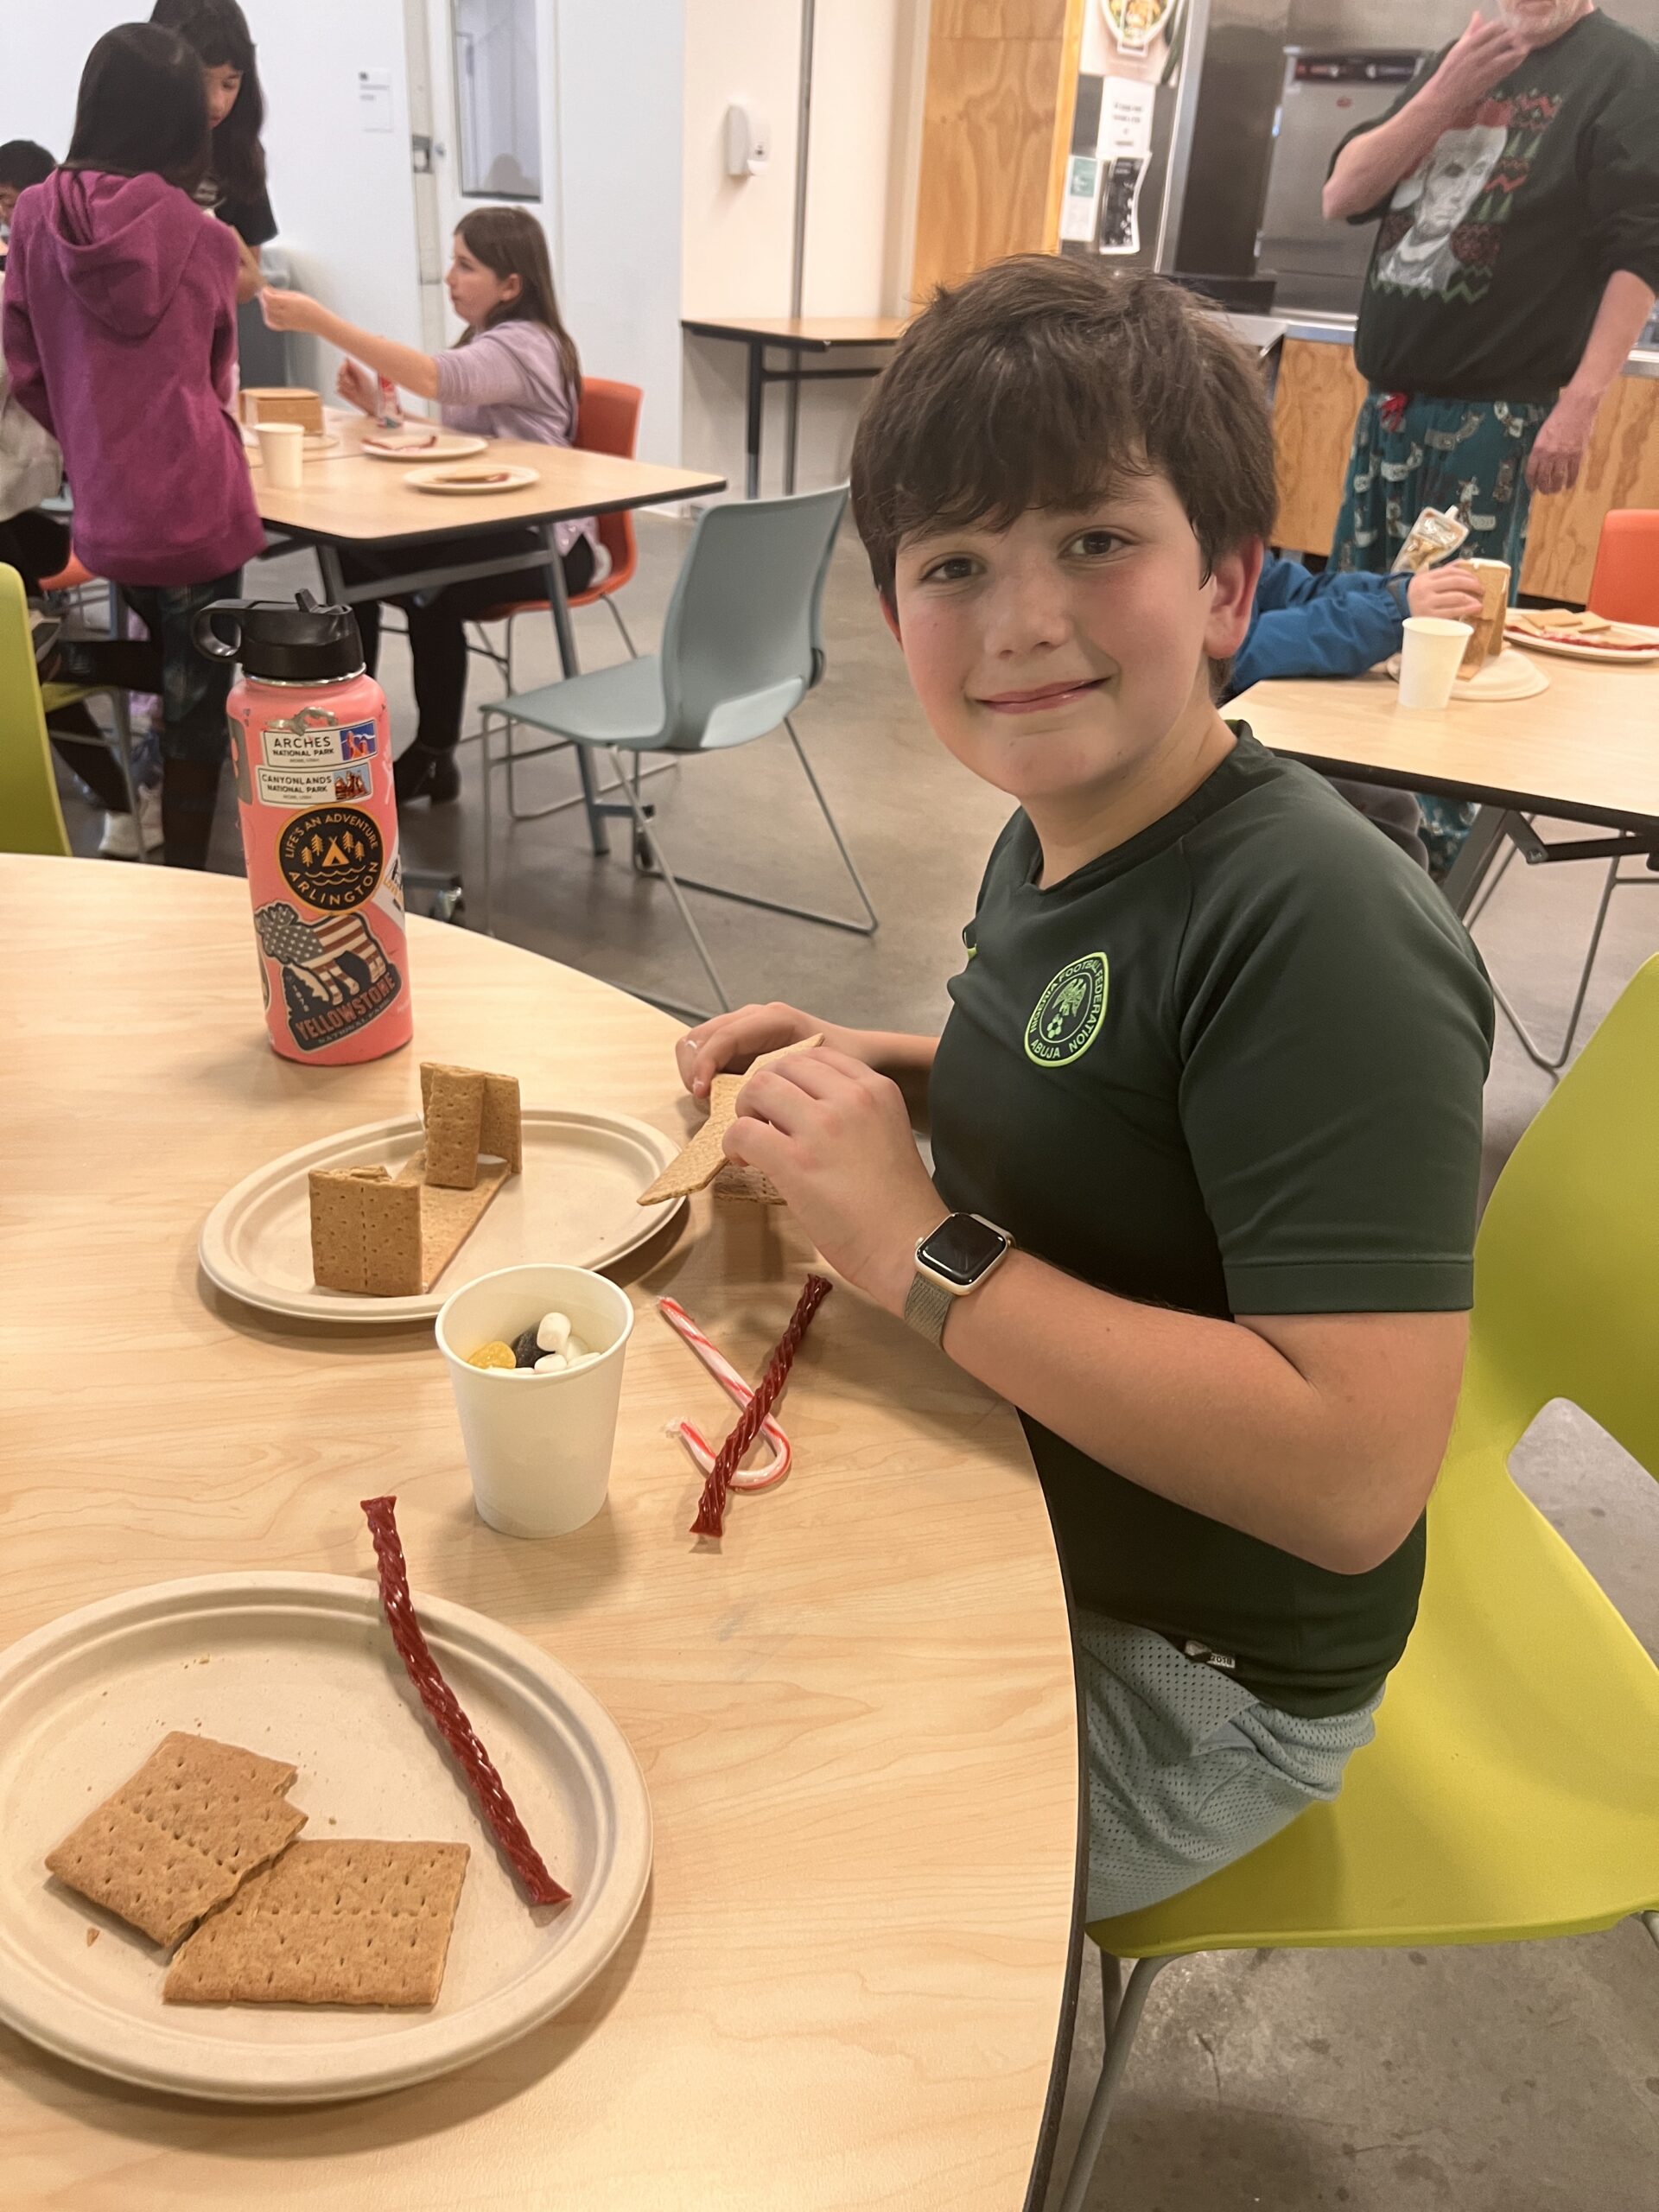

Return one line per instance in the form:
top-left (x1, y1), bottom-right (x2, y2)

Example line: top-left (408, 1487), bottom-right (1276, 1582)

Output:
top-left (2, 23), bottom-right (263, 868)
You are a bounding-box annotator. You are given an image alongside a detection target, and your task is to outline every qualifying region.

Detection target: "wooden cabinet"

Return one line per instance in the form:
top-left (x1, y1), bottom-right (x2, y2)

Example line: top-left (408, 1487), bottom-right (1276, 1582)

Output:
top-left (911, 0), bottom-right (1086, 300)
top-left (1271, 335), bottom-right (1659, 603)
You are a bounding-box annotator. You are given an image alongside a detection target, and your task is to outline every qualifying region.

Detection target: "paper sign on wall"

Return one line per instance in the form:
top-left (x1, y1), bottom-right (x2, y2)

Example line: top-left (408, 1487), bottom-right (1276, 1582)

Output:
top-left (1060, 154), bottom-right (1103, 244)
top-left (1096, 77), bottom-right (1156, 256)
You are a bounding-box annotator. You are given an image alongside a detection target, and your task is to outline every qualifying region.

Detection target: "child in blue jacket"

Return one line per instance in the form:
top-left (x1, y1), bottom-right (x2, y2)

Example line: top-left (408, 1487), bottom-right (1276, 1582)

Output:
top-left (1228, 554), bottom-right (1484, 871)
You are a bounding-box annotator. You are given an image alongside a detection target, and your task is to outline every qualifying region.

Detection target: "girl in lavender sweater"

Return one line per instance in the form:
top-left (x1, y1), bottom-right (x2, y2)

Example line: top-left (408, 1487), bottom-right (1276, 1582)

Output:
top-left (261, 207), bottom-right (597, 806)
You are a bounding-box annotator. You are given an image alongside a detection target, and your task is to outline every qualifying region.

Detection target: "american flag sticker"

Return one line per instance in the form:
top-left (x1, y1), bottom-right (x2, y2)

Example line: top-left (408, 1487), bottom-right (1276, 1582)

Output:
top-left (252, 899), bottom-right (403, 1053)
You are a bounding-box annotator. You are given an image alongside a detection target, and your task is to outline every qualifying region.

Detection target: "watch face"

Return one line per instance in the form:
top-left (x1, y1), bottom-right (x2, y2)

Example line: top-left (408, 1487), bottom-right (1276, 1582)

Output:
top-left (918, 1213), bottom-right (1009, 1287)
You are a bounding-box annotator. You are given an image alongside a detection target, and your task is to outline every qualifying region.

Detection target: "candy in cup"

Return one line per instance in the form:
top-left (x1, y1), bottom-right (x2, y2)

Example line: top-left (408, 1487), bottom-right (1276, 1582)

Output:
top-left (436, 1264), bottom-right (632, 1537)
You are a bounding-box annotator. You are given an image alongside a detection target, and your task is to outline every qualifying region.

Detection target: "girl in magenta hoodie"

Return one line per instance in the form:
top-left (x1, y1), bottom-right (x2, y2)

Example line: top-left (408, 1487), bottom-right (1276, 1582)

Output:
top-left (3, 23), bottom-right (264, 867)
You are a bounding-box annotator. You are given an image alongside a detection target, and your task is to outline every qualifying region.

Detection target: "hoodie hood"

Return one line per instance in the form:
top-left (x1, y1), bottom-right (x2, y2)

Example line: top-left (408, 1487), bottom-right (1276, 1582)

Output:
top-left (35, 168), bottom-right (213, 340)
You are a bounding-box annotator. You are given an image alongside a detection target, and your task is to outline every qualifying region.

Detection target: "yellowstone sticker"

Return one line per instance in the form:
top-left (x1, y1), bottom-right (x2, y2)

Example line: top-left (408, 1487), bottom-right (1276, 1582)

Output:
top-left (276, 805), bottom-right (385, 913)
top-left (1025, 952), bottom-right (1109, 1067)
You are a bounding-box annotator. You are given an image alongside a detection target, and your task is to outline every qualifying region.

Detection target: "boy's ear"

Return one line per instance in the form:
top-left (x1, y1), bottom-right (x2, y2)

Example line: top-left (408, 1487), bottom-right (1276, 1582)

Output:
top-left (878, 590), bottom-right (901, 645)
top-left (1204, 537), bottom-right (1266, 660)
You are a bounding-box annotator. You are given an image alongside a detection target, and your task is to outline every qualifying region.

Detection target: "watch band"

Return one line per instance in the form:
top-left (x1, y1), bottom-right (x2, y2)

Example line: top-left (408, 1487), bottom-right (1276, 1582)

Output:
top-left (902, 1270), bottom-right (957, 1348)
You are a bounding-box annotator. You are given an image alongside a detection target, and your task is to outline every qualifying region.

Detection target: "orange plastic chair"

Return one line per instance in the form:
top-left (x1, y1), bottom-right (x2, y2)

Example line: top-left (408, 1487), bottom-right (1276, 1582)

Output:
top-left (38, 553), bottom-right (94, 595)
top-left (1585, 509), bottom-right (1659, 626)
top-left (466, 378), bottom-right (645, 822)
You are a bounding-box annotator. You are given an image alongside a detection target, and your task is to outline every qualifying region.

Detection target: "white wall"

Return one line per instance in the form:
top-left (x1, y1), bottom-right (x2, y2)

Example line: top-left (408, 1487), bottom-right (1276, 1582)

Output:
top-left (679, 0), bottom-right (928, 499)
top-left (0, 0), bottom-right (423, 396)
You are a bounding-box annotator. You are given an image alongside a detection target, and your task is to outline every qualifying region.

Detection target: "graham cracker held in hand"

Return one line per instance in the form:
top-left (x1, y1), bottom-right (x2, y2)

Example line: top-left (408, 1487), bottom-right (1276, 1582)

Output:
top-left (45, 1733), bottom-right (307, 1948)
top-left (638, 1037), bottom-right (823, 1206)
top-left (163, 1839), bottom-right (468, 2007)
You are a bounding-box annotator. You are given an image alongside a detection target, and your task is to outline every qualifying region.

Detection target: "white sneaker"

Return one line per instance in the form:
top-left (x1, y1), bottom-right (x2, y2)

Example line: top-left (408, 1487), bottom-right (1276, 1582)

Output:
top-left (98, 784), bottom-right (164, 859)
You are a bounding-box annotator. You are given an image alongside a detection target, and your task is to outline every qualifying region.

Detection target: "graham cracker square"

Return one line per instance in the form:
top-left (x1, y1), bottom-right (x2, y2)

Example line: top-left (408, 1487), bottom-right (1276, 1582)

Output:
top-left (309, 1167), bottom-right (423, 1295)
top-left (421, 1063), bottom-right (521, 1174)
top-left (422, 1066), bottom-right (486, 1191)
top-left (46, 1733), bottom-right (307, 1948)
top-left (163, 1839), bottom-right (469, 2007)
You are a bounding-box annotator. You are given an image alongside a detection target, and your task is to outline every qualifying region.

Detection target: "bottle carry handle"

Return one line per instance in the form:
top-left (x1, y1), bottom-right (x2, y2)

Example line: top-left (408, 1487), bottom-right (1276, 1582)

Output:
top-left (192, 600), bottom-right (255, 663)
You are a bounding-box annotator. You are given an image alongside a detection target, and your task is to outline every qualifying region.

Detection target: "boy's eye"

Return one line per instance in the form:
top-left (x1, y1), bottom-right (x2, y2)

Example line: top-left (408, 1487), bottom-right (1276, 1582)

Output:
top-left (1066, 530), bottom-right (1126, 559)
top-left (919, 555), bottom-right (978, 585)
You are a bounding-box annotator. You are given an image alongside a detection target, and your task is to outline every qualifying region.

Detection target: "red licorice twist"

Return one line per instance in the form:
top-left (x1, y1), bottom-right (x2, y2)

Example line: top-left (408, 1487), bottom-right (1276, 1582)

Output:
top-left (690, 1274), bottom-right (832, 1538)
top-left (360, 1495), bottom-right (569, 1907)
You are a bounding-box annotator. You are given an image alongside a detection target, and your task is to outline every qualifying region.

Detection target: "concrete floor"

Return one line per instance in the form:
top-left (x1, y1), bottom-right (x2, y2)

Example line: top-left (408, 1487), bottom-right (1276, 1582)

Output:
top-left (57, 514), bottom-right (1659, 2209)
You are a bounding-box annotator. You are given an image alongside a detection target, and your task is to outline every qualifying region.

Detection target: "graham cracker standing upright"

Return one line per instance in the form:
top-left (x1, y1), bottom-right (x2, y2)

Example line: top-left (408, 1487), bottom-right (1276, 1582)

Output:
top-left (309, 1166), bottom-right (423, 1295)
top-left (421, 1063), bottom-right (522, 1173)
top-left (422, 1067), bottom-right (486, 1189)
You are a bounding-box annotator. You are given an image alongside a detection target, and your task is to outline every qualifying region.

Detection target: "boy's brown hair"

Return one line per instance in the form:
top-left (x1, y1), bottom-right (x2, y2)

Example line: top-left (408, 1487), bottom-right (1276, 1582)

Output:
top-left (850, 257), bottom-right (1277, 606)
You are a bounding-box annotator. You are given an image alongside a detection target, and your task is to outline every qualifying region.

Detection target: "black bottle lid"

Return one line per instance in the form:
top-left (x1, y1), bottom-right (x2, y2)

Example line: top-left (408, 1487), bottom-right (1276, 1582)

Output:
top-left (193, 590), bottom-right (365, 683)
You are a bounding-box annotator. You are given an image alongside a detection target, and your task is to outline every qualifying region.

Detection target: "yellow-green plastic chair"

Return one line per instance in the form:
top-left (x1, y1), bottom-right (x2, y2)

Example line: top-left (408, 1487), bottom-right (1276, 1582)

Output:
top-left (1058, 956), bottom-right (1659, 2211)
top-left (0, 562), bottom-right (71, 856)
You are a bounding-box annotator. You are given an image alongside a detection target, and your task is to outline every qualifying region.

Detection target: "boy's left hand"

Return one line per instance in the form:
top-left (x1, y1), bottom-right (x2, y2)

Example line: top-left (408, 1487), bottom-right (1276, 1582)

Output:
top-left (1407, 562), bottom-right (1484, 622)
top-left (727, 1048), bottom-right (944, 1314)
top-left (258, 286), bottom-right (320, 334)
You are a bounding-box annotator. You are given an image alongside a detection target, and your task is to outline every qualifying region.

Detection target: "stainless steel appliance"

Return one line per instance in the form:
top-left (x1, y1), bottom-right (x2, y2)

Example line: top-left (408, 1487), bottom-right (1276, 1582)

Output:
top-left (1256, 50), bottom-right (1423, 310)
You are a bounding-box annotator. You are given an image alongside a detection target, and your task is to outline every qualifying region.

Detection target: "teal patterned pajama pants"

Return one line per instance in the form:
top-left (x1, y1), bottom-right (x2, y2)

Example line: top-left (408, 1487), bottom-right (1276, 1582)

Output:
top-left (1331, 391), bottom-right (1551, 877)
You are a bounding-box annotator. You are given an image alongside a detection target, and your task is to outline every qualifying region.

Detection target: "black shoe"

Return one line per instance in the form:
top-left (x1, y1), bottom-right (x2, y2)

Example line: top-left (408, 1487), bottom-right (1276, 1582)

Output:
top-left (394, 744), bottom-right (461, 805)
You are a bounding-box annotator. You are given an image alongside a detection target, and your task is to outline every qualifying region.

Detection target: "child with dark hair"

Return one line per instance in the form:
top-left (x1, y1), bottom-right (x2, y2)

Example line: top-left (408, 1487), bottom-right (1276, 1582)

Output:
top-left (674, 258), bottom-right (1493, 1922)
top-left (150, 0), bottom-right (274, 302)
top-left (2, 22), bottom-right (264, 868)
top-left (0, 141), bottom-right (57, 239)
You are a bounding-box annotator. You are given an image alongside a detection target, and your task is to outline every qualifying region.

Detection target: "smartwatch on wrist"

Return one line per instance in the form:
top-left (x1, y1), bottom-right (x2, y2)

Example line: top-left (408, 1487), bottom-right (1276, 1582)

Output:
top-left (902, 1212), bottom-right (1014, 1347)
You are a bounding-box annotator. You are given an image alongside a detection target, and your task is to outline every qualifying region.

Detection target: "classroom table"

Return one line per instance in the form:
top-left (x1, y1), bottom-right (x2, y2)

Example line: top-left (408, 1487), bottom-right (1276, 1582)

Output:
top-left (1231, 651), bottom-right (1659, 1065)
top-left (680, 317), bottom-right (908, 499)
top-left (250, 414), bottom-right (725, 858)
top-left (0, 857), bottom-right (1081, 2212)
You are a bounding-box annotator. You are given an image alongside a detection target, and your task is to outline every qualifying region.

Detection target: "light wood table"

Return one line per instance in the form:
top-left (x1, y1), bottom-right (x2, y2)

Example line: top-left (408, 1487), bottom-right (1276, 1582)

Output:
top-left (680, 318), bottom-right (909, 498)
top-left (251, 415), bottom-right (726, 859)
top-left (0, 858), bottom-right (1079, 2212)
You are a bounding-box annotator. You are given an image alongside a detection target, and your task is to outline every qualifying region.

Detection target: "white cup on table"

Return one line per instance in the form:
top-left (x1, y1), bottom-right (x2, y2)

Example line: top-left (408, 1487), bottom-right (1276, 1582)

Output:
top-left (255, 421), bottom-right (305, 489)
top-left (1398, 616), bottom-right (1473, 710)
top-left (435, 1263), bottom-right (634, 1538)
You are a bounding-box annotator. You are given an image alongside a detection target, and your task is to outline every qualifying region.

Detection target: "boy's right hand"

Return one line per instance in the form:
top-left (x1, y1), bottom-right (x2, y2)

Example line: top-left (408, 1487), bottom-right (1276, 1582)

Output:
top-left (1408, 562), bottom-right (1485, 623)
top-left (336, 359), bottom-right (378, 416)
top-left (677, 1002), bottom-right (861, 1100)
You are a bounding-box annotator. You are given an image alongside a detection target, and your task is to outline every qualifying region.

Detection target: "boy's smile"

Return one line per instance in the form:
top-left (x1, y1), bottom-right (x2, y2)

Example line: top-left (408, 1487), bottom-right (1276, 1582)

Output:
top-left (887, 474), bottom-right (1260, 869)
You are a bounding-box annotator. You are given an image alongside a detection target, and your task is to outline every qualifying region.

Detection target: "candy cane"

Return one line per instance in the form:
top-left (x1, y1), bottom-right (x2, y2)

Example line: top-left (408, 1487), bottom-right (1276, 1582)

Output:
top-left (659, 1296), bottom-right (791, 1491)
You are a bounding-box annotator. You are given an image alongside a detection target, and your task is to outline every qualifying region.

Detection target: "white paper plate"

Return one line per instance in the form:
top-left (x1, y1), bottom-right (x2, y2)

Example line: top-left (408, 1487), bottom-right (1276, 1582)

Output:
top-left (243, 431), bottom-right (342, 459)
top-left (199, 1107), bottom-right (683, 1324)
top-left (1383, 646), bottom-right (1549, 701)
top-left (1505, 620), bottom-right (1659, 664)
top-left (0, 1572), bottom-right (652, 2103)
top-left (406, 463), bottom-right (539, 495)
top-left (361, 431), bottom-right (487, 462)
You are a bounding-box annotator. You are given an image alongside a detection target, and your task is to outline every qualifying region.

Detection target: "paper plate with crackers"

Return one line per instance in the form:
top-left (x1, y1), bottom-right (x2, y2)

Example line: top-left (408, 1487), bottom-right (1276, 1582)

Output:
top-left (0, 1515), bottom-right (651, 2102)
top-left (1505, 607), bottom-right (1659, 663)
top-left (200, 1061), bottom-right (683, 1323)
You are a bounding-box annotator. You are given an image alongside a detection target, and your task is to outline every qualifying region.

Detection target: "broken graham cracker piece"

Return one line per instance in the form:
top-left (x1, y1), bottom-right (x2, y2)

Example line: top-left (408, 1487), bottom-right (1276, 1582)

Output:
top-left (310, 1166), bottom-right (423, 1296)
top-left (421, 1063), bottom-right (522, 1173)
top-left (163, 1840), bottom-right (468, 2007)
top-left (711, 1162), bottom-right (785, 1204)
top-left (422, 1065), bottom-right (486, 1191)
top-left (394, 1148), bottom-right (511, 1288)
top-left (45, 1733), bottom-right (307, 1948)
top-left (637, 1036), bottom-right (823, 1206)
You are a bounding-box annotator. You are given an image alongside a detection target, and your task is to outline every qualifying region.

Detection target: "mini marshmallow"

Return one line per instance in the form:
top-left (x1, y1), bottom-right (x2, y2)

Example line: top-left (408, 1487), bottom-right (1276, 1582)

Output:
top-left (536, 1310), bottom-right (572, 1354)
top-left (534, 1352), bottom-right (569, 1374)
top-left (567, 1335), bottom-right (590, 1361)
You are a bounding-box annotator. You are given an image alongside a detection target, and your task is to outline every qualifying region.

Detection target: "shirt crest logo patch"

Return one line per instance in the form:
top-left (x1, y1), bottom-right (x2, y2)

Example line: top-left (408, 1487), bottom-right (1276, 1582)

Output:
top-left (1025, 952), bottom-right (1109, 1067)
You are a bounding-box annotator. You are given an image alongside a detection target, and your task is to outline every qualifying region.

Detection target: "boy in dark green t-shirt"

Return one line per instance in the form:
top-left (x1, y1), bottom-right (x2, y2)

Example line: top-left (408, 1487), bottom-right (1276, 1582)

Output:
top-left (675, 260), bottom-right (1494, 1920)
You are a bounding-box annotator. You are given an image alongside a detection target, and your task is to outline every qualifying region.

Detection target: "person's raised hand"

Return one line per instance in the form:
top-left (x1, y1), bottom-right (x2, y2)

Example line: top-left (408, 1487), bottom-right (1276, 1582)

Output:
top-left (1525, 389), bottom-right (1600, 495)
top-left (675, 1001), bottom-right (862, 1101)
top-left (1408, 562), bottom-right (1485, 621)
top-left (1430, 12), bottom-right (1530, 108)
top-left (335, 359), bottom-right (378, 416)
top-left (725, 1048), bottom-right (942, 1312)
top-left (257, 286), bottom-right (321, 335)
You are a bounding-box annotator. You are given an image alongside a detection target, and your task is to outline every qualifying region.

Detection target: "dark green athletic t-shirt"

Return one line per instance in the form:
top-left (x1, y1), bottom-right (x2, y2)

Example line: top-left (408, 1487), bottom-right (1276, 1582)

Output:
top-left (928, 729), bottom-right (1494, 1717)
top-left (1334, 11), bottom-right (1659, 400)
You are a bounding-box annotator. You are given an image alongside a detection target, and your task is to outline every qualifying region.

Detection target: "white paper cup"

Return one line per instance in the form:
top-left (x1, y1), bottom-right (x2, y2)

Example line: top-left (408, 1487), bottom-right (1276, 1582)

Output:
top-left (1398, 617), bottom-right (1473, 710)
top-left (256, 421), bottom-right (305, 488)
top-left (435, 1264), bottom-right (633, 1538)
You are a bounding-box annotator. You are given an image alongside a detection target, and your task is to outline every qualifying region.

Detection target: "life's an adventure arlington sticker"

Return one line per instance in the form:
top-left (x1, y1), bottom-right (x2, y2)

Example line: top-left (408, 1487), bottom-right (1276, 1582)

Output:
top-left (1024, 951), bottom-right (1109, 1067)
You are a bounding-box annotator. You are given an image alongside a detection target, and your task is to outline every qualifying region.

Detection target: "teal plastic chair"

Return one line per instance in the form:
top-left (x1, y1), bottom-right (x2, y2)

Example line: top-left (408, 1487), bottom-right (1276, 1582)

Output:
top-left (1056, 954), bottom-right (1659, 2210)
top-left (477, 485), bottom-right (876, 1008)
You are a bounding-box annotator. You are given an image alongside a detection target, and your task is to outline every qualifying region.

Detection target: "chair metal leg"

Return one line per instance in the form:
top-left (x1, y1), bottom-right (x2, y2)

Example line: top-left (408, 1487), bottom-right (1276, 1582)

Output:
top-left (1055, 1955), bottom-right (1170, 2212)
top-left (108, 692), bottom-right (148, 868)
top-left (641, 717), bottom-right (880, 938)
top-left (1487, 855), bottom-right (1624, 1077)
top-left (603, 595), bottom-right (639, 658)
top-left (605, 745), bottom-right (733, 1012)
top-left (1464, 830), bottom-right (1522, 926)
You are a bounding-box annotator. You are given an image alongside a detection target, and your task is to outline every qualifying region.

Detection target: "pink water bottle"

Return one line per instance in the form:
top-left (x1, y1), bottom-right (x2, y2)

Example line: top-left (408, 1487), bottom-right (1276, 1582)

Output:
top-left (194, 591), bottom-right (414, 1065)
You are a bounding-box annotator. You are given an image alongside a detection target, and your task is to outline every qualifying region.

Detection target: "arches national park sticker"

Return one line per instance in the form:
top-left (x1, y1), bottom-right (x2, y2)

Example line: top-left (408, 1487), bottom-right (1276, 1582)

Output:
top-left (1025, 952), bottom-right (1109, 1067)
top-left (276, 806), bottom-right (384, 913)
